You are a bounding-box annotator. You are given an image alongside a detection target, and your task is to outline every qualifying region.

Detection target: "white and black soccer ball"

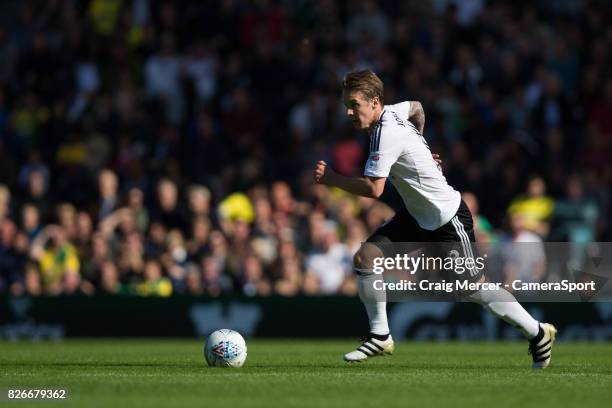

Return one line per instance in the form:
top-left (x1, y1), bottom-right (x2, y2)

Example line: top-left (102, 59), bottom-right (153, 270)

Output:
top-left (204, 329), bottom-right (247, 368)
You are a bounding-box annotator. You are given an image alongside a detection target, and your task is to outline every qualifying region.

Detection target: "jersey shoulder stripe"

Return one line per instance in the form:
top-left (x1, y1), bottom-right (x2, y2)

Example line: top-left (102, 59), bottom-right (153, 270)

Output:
top-left (369, 111), bottom-right (386, 152)
top-left (375, 123), bottom-right (380, 151)
top-left (369, 122), bottom-right (376, 152)
top-left (369, 122), bottom-right (378, 152)
top-left (376, 111), bottom-right (385, 151)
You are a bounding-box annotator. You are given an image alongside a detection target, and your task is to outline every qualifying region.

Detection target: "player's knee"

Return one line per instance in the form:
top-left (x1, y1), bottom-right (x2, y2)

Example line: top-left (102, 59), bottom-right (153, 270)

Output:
top-left (353, 243), bottom-right (384, 272)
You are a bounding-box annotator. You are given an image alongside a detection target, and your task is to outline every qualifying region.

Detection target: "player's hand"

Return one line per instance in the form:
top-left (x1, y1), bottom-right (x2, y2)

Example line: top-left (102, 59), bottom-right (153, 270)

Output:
top-left (314, 160), bottom-right (333, 185)
top-left (432, 153), bottom-right (442, 165)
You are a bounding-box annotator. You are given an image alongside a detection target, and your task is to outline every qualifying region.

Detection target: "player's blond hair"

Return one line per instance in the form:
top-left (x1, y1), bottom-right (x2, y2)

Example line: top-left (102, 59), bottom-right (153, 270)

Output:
top-left (342, 70), bottom-right (384, 104)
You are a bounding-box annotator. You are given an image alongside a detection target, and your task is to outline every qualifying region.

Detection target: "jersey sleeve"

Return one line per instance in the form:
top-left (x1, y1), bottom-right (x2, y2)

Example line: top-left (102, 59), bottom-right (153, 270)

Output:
top-left (364, 124), bottom-right (403, 178)
top-left (386, 101), bottom-right (411, 121)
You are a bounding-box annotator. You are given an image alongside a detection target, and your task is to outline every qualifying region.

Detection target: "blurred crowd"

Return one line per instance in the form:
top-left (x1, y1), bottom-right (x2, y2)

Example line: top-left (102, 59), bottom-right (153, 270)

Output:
top-left (0, 0), bottom-right (610, 296)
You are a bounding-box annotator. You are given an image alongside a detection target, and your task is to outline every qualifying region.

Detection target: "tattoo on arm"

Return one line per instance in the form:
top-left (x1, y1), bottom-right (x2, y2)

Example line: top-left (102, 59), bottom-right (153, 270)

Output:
top-left (408, 101), bottom-right (425, 134)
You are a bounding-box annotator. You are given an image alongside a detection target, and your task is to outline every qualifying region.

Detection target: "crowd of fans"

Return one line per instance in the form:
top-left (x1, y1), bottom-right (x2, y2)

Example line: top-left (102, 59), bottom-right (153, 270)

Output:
top-left (0, 0), bottom-right (610, 296)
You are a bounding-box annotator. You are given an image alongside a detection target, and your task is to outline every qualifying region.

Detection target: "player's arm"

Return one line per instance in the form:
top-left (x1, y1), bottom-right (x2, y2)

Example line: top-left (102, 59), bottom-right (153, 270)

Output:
top-left (403, 101), bottom-right (441, 164)
top-left (407, 101), bottom-right (425, 134)
top-left (314, 161), bottom-right (386, 198)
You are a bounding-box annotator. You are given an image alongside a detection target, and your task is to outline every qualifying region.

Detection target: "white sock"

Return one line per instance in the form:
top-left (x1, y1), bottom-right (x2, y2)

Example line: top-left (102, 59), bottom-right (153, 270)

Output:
top-left (465, 288), bottom-right (540, 339)
top-left (356, 271), bottom-right (389, 335)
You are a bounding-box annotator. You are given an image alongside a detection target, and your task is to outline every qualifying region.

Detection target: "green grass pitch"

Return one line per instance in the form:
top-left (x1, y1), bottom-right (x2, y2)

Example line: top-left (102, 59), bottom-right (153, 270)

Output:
top-left (1, 340), bottom-right (611, 408)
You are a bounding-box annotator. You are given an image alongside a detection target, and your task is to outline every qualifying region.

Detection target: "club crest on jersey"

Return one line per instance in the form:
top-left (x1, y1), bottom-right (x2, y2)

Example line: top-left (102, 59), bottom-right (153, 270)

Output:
top-left (370, 154), bottom-right (380, 161)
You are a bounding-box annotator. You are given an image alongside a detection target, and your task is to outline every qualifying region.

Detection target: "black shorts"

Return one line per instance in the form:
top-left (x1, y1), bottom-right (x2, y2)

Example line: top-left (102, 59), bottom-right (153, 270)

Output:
top-left (367, 199), bottom-right (475, 244)
top-left (366, 200), bottom-right (482, 283)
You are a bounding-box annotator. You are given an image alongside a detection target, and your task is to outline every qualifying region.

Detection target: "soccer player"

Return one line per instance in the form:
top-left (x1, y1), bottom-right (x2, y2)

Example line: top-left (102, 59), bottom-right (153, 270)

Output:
top-left (313, 70), bottom-right (556, 368)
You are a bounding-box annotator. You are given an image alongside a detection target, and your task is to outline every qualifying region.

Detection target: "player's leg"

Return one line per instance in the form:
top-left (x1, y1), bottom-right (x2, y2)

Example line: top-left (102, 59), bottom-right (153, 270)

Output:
top-left (344, 209), bottom-right (421, 362)
top-left (354, 241), bottom-right (390, 336)
top-left (344, 240), bottom-right (395, 362)
top-left (438, 200), bottom-right (557, 368)
top-left (463, 285), bottom-right (557, 368)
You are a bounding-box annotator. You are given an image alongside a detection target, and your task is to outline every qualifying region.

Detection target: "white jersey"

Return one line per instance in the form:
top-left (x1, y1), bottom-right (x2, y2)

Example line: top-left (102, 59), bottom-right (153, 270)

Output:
top-left (364, 101), bottom-right (461, 230)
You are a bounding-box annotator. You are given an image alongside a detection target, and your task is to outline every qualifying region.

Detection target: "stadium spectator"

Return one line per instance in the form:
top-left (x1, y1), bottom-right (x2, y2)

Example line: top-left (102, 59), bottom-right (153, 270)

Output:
top-left (117, 230), bottom-right (145, 277)
top-left (0, 219), bottom-right (26, 294)
top-left (63, 269), bottom-right (87, 296)
top-left (274, 238), bottom-right (302, 272)
top-left (344, 219), bottom-right (368, 256)
top-left (20, 203), bottom-right (41, 240)
top-left (144, 221), bottom-right (167, 260)
top-left (20, 169), bottom-right (52, 224)
top-left (136, 260), bottom-right (172, 297)
top-left (507, 176), bottom-right (554, 237)
top-left (304, 220), bottom-right (352, 295)
top-left (551, 175), bottom-right (599, 243)
top-left (187, 216), bottom-right (211, 262)
top-left (153, 178), bottom-right (188, 232)
top-left (30, 225), bottom-right (80, 295)
top-left (270, 181), bottom-right (295, 216)
top-left (74, 211), bottom-right (94, 259)
top-left (238, 254), bottom-right (271, 297)
top-left (184, 263), bottom-right (204, 296)
top-left (0, 185), bottom-right (10, 223)
top-left (184, 41), bottom-right (218, 106)
top-left (221, 88), bottom-right (265, 154)
top-left (346, 0), bottom-right (391, 46)
top-left (82, 232), bottom-right (113, 285)
top-left (127, 187), bottom-right (149, 234)
top-left (18, 150), bottom-right (49, 192)
top-left (99, 261), bottom-right (127, 295)
top-left (144, 33), bottom-right (183, 124)
top-left (21, 261), bottom-right (41, 296)
top-left (201, 255), bottom-right (233, 297)
top-left (57, 203), bottom-right (78, 241)
top-left (502, 214), bottom-right (546, 286)
top-left (462, 191), bottom-right (495, 242)
top-left (252, 196), bottom-right (275, 239)
top-left (274, 258), bottom-right (302, 297)
top-left (188, 185), bottom-right (212, 219)
top-left (97, 169), bottom-right (119, 221)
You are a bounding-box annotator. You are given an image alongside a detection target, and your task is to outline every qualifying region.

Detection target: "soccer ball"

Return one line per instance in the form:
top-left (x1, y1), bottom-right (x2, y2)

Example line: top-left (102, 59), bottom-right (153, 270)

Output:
top-left (204, 329), bottom-right (247, 368)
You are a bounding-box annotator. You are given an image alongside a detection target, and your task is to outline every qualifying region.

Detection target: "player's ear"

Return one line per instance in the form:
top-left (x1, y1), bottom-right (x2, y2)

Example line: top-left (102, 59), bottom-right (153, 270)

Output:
top-left (373, 96), bottom-right (382, 108)
top-left (369, 97), bottom-right (377, 109)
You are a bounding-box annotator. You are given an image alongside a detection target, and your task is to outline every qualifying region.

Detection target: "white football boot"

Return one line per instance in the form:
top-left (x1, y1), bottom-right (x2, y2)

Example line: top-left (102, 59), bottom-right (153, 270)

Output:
top-left (344, 335), bottom-right (394, 362)
top-left (529, 323), bottom-right (557, 369)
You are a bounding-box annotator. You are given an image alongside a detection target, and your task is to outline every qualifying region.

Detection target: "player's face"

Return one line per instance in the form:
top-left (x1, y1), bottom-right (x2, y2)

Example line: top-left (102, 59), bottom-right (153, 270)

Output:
top-left (343, 91), bottom-right (380, 130)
